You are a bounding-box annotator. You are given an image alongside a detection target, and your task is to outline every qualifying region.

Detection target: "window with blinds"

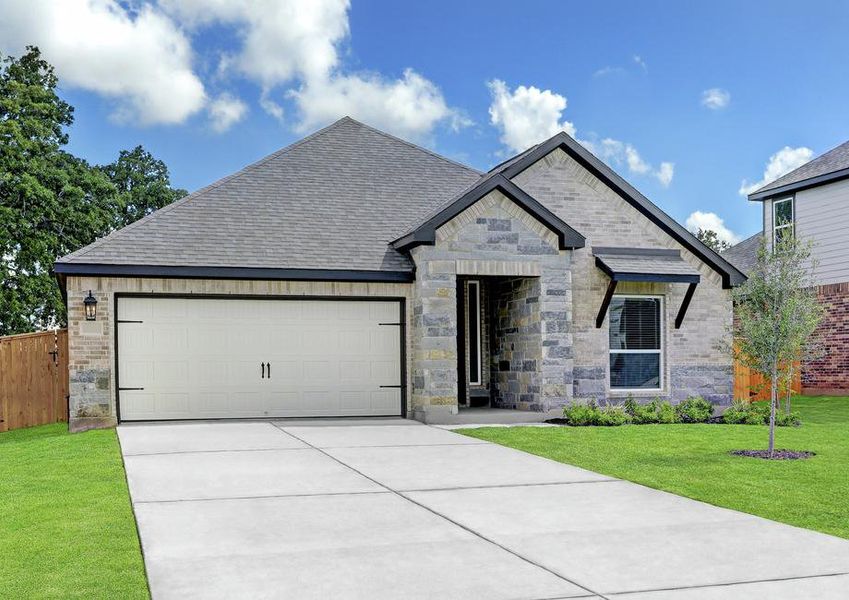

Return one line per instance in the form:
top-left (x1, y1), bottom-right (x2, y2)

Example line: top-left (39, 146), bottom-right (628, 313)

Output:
top-left (609, 296), bottom-right (662, 390)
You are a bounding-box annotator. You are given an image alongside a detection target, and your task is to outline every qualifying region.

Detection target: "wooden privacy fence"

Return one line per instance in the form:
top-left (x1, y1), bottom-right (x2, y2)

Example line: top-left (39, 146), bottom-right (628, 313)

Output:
top-left (733, 358), bottom-right (801, 402)
top-left (0, 329), bottom-right (69, 432)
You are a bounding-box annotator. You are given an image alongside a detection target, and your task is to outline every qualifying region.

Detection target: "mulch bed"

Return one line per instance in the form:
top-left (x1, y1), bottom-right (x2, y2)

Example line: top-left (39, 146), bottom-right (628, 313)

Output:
top-left (730, 449), bottom-right (816, 460)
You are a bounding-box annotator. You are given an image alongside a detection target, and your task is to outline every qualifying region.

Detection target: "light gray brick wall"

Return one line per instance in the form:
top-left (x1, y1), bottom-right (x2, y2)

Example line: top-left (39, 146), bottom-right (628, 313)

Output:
top-left (513, 148), bottom-right (733, 404)
top-left (409, 190), bottom-right (573, 419)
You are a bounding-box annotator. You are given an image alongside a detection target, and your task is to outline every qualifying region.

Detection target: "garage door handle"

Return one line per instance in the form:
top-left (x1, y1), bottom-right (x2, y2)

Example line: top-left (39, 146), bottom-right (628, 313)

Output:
top-left (261, 362), bottom-right (265, 379)
top-left (267, 363), bottom-right (271, 379)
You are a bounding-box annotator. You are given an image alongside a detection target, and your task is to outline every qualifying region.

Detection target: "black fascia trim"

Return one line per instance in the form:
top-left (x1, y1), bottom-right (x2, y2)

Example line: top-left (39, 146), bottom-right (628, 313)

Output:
top-left (593, 246), bottom-right (681, 258)
top-left (594, 256), bottom-right (701, 284)
top-left (391, 174), bottom-right (586, 252)
top-left (498, 133), bottom-right (746, 288)
top-left (747, 167), bottom-right (849, 201)
top-left (53, 262), bottom-right (414, 283)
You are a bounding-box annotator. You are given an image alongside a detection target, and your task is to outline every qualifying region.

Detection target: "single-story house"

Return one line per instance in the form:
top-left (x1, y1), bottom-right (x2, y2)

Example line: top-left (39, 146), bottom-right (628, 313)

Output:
top-left (724, 138), bottom-right (849, 395)
top-left (55, 117), bottom-right (745, 431)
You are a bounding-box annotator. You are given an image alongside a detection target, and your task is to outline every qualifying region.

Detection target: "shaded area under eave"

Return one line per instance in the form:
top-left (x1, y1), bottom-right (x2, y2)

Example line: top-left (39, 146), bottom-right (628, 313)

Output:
top-left (592, 247), bottom-right (701, 329)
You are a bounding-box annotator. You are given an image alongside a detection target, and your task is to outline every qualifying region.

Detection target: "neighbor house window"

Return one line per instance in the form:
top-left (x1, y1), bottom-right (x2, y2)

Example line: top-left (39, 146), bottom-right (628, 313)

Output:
top-left (467, 280), bottom-right (482, 385)
top-left (609, 296), bottom-right (662, 390)
top-left (773, 196), bottom-right (794, 245)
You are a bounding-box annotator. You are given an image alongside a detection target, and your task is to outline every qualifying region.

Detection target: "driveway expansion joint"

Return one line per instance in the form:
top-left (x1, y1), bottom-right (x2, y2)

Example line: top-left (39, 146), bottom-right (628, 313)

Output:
top-left (131, 489), bottom-right (392, 505)
top-left (607, 570), bottom-right (849, 596)
top-left (401, 479), bottom-right (621, 493)
top-left (271, 421), bottom-right (610, 600)
top-left (123, 447), bottom-right (313, 457)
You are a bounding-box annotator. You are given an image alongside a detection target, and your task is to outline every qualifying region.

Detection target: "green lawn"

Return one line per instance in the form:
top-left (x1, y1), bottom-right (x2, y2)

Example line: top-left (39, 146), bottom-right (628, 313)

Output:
top-left (0, 424), bottom-right (148, 599)
top-left (461, 396), bottom-right (849, 539)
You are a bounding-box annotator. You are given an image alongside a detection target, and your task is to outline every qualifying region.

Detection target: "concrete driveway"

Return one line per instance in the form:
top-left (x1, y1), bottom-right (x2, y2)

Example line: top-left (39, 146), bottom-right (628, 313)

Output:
top-left (118, 420), bottom-right (849, 599)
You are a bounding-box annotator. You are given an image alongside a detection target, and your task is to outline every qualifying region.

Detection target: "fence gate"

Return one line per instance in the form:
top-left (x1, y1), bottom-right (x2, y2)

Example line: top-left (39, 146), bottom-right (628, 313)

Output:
top-left (0, 329), bottom-right (69, 433)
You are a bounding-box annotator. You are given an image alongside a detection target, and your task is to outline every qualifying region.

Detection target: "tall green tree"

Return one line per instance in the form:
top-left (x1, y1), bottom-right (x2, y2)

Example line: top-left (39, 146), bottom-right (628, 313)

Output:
top-left (0, 47), bottom-right (185, 335)
top-left (100, 145), bottom-right (186, 229)
top-left (729, 236), bottom-right (823, 457)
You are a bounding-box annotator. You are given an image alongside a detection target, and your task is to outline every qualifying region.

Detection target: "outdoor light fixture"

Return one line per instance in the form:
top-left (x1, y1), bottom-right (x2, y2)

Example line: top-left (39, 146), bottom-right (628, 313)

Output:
top-left (83, 290), bottom-right (98, 321)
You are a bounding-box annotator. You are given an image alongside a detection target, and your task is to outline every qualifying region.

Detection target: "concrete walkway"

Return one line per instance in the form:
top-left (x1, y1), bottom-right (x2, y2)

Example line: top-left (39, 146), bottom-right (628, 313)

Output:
top-left (118, 419), bottom-right (849, 599)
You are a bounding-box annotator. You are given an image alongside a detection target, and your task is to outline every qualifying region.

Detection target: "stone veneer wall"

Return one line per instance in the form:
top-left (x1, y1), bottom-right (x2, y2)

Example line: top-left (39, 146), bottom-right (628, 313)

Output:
top-left (409, 190), bottom-right (572, 420)
top-left (490, 276), bottom-right (543, 410)
top-left (65, 276), bottom-right (412, 431)
top-left (802, 282), bottom-right (849, 394)
top-left (513, 148), bottom-right (734, 405)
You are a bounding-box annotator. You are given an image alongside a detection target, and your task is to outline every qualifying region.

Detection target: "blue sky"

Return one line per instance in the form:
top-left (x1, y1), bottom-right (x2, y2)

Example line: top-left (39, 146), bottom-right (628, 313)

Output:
top-left (4, 1), bottom-right (849, 244)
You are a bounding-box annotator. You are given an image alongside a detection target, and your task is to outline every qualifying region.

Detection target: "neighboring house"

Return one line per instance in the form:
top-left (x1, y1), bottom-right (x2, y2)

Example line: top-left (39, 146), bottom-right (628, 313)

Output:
top-left (55, 117), bottom-right (744, 431)
top-left (725, 139), bottom-right (849, 395)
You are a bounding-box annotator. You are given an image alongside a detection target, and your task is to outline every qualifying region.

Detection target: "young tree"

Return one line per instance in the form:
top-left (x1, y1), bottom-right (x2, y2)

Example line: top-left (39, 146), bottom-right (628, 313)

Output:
top-left (697, 228), bottom-right (732, 253)
top-left (730, 236), bottom-right (823, 457)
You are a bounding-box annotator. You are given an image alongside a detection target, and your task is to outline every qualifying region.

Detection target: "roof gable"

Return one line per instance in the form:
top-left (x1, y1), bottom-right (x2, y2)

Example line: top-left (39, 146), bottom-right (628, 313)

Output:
top-left (497, 132), bottom-right (745, 288)
top-left (391, 174), bottom-right (586, 251)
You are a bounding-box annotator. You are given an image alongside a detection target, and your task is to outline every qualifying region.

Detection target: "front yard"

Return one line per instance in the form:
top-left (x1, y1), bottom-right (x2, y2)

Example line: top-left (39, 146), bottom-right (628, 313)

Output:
top-left (461, 396), bottom-right (849, 539)
top-left (0, 424), bottom-right (148, 599)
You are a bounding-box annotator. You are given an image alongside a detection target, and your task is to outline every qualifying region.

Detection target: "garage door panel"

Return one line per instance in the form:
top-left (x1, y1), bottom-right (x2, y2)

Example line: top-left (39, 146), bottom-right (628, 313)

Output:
top-left (118, 297), bottom-right (403, 420)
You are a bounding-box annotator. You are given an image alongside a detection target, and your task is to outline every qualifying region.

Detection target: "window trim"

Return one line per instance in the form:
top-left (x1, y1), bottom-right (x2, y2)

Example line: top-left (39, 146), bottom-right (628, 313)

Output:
top-left (772, 196), bottom-right (794, 247)
top-left (467, 280), bottom-right (482, 385)
top-left (608, 294), bottom-right (664, 393)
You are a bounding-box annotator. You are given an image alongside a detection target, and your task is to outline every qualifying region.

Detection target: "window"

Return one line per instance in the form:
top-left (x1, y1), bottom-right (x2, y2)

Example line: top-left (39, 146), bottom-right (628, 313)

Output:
top-left (467, 280), bottom-right (482, 385)
top-left (609, 296), bottom-right (662, 390)
top-left (773, 196), bottom-right (794, 245)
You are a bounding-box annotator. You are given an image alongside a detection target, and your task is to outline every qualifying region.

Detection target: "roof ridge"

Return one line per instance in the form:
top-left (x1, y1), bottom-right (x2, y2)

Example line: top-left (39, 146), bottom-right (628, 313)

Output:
top-left (341, 116), bottom-right (482, 176)
top-left (58, 118), bottom-right (356, 262)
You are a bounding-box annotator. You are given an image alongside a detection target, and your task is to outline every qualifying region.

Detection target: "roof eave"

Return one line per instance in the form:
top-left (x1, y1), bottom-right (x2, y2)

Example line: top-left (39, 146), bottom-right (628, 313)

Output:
top-left (52, 262), bottom-right (415, 283)
top-left (747, 167), bottom-right (849, 201)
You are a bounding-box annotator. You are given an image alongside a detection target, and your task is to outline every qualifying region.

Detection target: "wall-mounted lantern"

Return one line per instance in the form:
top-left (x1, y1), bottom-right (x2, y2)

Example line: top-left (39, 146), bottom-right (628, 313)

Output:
top-left (84, 290), bottom-right (98, 321)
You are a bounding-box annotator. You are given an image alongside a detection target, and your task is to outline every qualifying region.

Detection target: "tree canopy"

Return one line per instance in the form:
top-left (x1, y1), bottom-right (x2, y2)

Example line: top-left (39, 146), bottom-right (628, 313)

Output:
top-left (696, 228), bottom-right (732, 253)
top-left (0, 47), bottom-right (185, 335)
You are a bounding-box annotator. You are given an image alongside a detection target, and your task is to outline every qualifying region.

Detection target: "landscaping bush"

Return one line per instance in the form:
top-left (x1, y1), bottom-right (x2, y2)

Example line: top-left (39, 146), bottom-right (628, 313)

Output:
top-left (624, 398), bottom-right (679, 424)
top-left (562, 400), bottom-right (631, 426)
top-left (675, 397), bottom-right (714, 423)
top-left (722, 400), bottom-right (801, 426)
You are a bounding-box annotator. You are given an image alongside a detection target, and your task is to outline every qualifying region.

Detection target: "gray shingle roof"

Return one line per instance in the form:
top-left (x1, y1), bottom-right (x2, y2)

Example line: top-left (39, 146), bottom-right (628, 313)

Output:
top-left (593, 248), bottom-right (701, 282)
top-left (57, 117), bottom-right (480, 273)
top-left (752, 140), bottom-right (849, 196)
top-left (721, 232), bottom-right (762, 276)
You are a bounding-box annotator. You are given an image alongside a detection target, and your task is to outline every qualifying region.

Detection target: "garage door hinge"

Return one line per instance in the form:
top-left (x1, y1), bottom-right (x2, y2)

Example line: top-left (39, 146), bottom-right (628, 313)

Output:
top-left (118, 387), bottom-right (145, 391)
top-left (379, 385), bottom-right (402, 388)
top-left (117, 320), bottom-right (144, 324)
top-left (378, 322), bottom-right (402, 326)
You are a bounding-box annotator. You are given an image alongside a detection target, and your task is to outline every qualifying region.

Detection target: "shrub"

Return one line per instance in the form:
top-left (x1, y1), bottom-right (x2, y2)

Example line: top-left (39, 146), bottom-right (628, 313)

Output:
top-left (562, 400), bottom-right (631, 426)
top-left (675, 397), bottom-right (714, 423)
top-left (722, 400), bottom-right (801, 426)
top-left (624, 397), bottom-right (679, 424)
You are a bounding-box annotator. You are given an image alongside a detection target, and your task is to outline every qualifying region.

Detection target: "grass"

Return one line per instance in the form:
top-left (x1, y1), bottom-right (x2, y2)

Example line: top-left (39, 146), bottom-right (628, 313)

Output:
top-left (0, 424), bottom-right (148, 599)
top-left (461, 396), bottom-right (849, 539)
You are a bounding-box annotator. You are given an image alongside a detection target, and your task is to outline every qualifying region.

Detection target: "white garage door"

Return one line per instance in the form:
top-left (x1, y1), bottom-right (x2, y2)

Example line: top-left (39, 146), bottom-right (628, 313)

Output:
top-left (117, 297), bottom-right (403, 420)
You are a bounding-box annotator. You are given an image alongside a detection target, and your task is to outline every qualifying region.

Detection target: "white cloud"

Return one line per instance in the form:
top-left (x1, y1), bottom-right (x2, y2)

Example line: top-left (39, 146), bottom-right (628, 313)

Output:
top-left (739, 146), bottom-right (814, 195)
top-left (161, 0), bottom-right (461, 139)
top-left (593, 66), bottom-right (623, 78)
top-left (0, 0), bottom-right (207, 125)
top-left (488, 80), bottom-right (674, 186)
top-left (656, 162), bottom-right (675, 187)
top-left (288, 69), bottom-right (460, 141)
top-left (633, 55), bottom-right (647, 71)
top-left (589, 138), bottom-right (674, 187)
top-left (685, 211), bottom-right (741, 245)
top-left (701, 88), bottom-right (730, 110)
top-left (487, 80), bottom-right (576, 153)
top-left (208, 93), bottom-right (248, 132)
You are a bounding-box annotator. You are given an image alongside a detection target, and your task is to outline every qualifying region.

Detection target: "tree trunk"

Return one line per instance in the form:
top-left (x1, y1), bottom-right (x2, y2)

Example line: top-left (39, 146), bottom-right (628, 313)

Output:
top-left (784, 364), bottom-right (793, 414)
top-left (769, 366), bottom-right (777, 458)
